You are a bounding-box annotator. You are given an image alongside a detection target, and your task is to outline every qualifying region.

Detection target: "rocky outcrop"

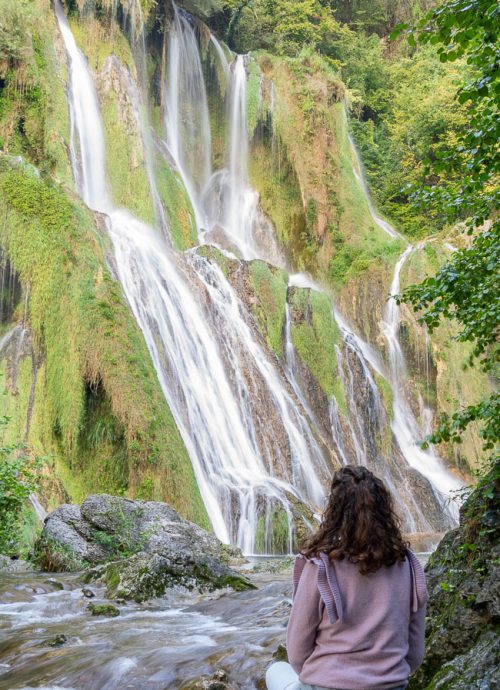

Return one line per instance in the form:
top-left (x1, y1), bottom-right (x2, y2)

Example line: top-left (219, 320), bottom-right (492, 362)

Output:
top-left (409, 467), bottom-right (499, 689)
top-left (35, 494), bottom-right (253, 600)
top-left (86, 549), bottom-right (254, 603)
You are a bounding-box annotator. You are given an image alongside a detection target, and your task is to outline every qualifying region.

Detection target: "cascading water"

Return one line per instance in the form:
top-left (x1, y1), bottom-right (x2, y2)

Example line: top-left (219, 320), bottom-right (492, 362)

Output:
top-left (54, 0), bottom-right (462, 551)
top-left (164, 3), bottom-right (212, 217)
top-left (382, 247), bottom-right (463, 519)
top-left (54, 0), bottom-right (329, 553)
top-left (164, 7), bottom-right (283, 263)
top-left (347, 130), bottom-right (399, 240)
top-left (347, 121), bottom-right (463, 520)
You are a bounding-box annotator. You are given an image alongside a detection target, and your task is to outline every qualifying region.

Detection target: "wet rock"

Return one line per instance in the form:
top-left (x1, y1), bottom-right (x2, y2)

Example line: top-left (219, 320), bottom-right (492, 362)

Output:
top-left (36, 494), bottom-right (242, 572)
top-left (180, 668), bottom-right (236, 690)
top-left (81, 587), bottom-right (95, 598)
top-left (272, 644), bottom-right (288, 662)
top-left (86, 549), bottom-right (256, 603)
top-left (251, 557), bottom-right (294, 574)
top-left (44, 578), bottom-right (64, 591)
top-left (87, 603), bottom-right (120, 617)
top-left (35, 494), bottom-right (253, 601)
top-left (46, 633), bottom-right (68, 647)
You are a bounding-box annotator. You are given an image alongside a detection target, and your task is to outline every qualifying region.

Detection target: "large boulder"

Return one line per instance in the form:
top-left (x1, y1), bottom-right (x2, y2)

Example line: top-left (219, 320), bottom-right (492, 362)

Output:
top-left (34, 494), bottom-right (252, 599)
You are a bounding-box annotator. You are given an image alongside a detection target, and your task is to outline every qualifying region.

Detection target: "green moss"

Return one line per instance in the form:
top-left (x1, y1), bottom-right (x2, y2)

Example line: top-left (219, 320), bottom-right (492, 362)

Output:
top-left (0, 1), bottom-right (72, 186)
top-left (69, 16), bottom-right (135, 73)
top-left (87, 603), bottom-right (120, 617)
top-left (248, 260), bottom-right (288, 357)
top-left (251, 54), bottom-right (403, 290)
top-left (401, 244), bottom-right (489, 472)
top-left (246, 58), bottom-right (262, 139)
top-left (196, 244), bottom-right (235, 277)
top-left (155, 153), bottom-right (198, 250)
top-left (289, 288), bottom-right (339, 397)
top-left (332, 377), bottom-right (348, 417)
top-left (0, 159), bottom-right (209, 527)
top-left (249, 124), bottom-right (308, 271)
top-left (100, 86), bottom-right (155, 225)
top-left (68, 20), bottom-right (155, 224)
top-left (374, 373), bottom-right (394, 421)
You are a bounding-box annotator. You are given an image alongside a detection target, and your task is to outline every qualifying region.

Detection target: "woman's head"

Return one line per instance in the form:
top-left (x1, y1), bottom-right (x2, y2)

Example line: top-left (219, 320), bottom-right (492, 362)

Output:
top-left (302, 465), bottom-right (408, 574)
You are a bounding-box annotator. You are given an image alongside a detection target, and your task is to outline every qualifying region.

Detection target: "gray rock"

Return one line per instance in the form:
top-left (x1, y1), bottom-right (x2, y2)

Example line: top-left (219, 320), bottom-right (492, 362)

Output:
top-left (37, 494), bottom-right (241, 571)
top-left (0, 556), bottom-right (30, 573)
top-left (179, 668), bottom-right (236, 690)
top-left (35, 494), bottom-right (251, 600)
top-left (81, 587), bottom-right (95, 598)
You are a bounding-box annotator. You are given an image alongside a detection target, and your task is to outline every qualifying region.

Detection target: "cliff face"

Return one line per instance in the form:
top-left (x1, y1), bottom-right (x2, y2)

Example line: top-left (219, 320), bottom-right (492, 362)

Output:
top-left (410, 467), bottom-right (499, 689)
top-left (0, 0), bottom-right (487, 547)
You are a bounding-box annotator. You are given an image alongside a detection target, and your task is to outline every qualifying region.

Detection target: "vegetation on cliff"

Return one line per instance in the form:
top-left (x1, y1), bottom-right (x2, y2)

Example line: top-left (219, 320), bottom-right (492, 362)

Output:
top-left (0, 159), bottom-right (208, 527)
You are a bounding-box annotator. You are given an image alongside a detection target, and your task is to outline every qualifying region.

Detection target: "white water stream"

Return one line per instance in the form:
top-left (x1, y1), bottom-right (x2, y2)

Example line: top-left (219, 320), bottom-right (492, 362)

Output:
top-left (164, 5), bottom-right (283, 264)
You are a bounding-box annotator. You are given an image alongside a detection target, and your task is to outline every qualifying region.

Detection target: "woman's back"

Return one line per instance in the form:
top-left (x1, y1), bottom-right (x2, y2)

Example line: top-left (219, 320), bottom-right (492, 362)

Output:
top-left (288, 553), bottom-right (426, 690)
top-left (267, 466), bottom-right (428, 690)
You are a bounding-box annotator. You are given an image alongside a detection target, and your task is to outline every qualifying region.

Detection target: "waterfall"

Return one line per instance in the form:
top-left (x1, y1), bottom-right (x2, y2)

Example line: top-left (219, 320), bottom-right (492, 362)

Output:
top-left (288, 270), bottom-right (455, 530)
top-left (54, 0), bottom-right (328, 553)
top-left (345, 108), bottom-right (462, 521)
top-left (382, 247), bottom-right (463, 520)
top-left (53, 0), bottom-right (462, 551)
top-left (164, 3), bottom-right (212, 217)
top-left (347, 131), bottom-right (399, 240)
top-left (163, 10), bottom-right (283, 263)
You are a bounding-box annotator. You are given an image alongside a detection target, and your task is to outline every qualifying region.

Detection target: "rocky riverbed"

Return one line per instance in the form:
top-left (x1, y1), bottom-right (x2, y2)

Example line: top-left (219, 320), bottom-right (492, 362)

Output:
top-left (0, 564), bottom-right (294, 690)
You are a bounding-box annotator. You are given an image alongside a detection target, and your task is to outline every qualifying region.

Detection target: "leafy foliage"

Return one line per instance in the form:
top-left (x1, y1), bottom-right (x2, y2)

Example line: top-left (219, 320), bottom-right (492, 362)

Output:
top-left (0, 0), bottom-right (34, 70)
top-left (0, 418), bottom-right (43, 555)
top-left (223, 0), bottom-right (352, 62)
top-left (392, 0), bottom-right (499, 227)
top-left (393, 0), bottom-right (500, 457)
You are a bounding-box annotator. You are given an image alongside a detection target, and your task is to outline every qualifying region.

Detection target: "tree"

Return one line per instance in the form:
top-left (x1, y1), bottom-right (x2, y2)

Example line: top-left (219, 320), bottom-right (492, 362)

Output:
top-left (392, 0), bottom-right (499, 461)
top-left (223, 0), bottom-right (350, 59)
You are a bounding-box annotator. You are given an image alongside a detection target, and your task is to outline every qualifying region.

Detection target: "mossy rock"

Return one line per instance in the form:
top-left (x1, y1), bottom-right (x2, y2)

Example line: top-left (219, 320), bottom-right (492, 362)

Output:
top-left (410, 467), bottom-right (500, 689)
top-left (88, 550), bottom-right (256, 603)
top-left (248, 260), bottom-right (288, 357)
top-left (87, 603), bottom-right (120, 617)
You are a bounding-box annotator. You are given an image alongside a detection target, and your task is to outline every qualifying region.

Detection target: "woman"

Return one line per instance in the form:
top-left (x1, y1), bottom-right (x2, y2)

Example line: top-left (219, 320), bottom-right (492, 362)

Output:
top-left (266, 465), bottom-right (428, 690)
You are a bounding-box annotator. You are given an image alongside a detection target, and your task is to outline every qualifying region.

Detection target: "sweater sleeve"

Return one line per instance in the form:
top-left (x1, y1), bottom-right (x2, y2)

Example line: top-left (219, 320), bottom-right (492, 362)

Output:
top-left (405, 552), bottom-right (428, 673)
top-left (286, 560), bottom-right (323, 674)
top-left (405, 602), bottom-right (427, 672)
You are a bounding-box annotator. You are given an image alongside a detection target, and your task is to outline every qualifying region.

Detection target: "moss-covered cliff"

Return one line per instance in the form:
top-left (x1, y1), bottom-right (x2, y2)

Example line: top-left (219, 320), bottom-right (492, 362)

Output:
top-left (0, 0), bottom-right (208, 525)
top-left (0, 158), bottom-right (208, 526)
top-left (410, 466), bottom-right (499, 689)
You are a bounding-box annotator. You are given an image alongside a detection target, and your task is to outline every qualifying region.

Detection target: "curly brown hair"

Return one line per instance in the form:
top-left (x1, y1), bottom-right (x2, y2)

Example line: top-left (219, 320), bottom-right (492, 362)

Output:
top-left (302, 465), bottom-right (409, 574)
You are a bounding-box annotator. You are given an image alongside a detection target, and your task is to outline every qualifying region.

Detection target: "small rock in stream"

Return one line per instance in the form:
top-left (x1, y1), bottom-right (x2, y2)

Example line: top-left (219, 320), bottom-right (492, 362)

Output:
top-left (46, 633), bottom-right (68, 647)
top-left (180, 668), bottom-right (235, 690)
top-left (44, 579), bottom-right (64, 591)
top-left (81, 587), bottom-right (95, 598)
top-left (87, 603), bottom-right (120, 617)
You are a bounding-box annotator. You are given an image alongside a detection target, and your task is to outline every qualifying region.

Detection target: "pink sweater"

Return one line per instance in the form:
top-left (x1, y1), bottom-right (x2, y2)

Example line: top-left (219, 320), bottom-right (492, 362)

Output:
top-left (287, 551), bottom-right (427, 690)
